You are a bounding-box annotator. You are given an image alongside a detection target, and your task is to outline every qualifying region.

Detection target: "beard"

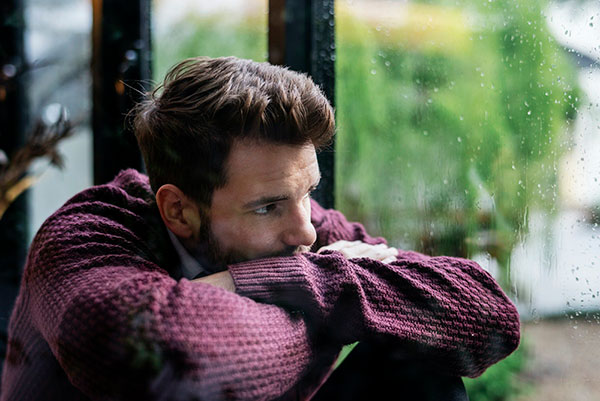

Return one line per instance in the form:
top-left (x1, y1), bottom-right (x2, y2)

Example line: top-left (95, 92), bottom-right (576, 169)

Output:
top-left (193, 217), bottom-right (311, 272)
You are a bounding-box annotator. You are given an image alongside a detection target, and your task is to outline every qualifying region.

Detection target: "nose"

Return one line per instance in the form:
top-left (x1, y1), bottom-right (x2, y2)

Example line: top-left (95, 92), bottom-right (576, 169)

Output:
top-left (282, 202), bottom-right (317, 249)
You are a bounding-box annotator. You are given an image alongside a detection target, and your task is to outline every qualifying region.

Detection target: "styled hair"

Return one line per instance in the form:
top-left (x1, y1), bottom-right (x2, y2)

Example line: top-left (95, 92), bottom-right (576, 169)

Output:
top-left (133, 56), bottom-right (335, 207)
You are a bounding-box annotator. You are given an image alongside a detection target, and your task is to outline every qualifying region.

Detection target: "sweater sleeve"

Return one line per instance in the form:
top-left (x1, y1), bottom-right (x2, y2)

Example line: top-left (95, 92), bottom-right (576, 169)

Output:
top-left (230, 251), bottom-right (520, 379)
top-left (24, 203), bottom-right (328, 400)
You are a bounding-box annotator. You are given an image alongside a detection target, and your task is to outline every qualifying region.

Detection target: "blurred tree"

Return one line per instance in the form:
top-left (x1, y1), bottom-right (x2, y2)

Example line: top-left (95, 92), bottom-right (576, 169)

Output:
top-left (335, 0), bottom-right (579, 279)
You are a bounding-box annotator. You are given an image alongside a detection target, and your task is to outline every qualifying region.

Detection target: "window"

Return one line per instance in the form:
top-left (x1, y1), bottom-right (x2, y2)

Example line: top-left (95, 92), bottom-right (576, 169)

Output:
top-left (336, 0), bottom-right (598, 398)
top-left (26, 0), bottom-right (93, 241)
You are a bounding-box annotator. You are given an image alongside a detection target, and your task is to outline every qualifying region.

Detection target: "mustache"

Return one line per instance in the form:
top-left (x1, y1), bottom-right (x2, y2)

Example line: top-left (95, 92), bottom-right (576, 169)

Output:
top-left (271, 245), bottom-right (311, 258)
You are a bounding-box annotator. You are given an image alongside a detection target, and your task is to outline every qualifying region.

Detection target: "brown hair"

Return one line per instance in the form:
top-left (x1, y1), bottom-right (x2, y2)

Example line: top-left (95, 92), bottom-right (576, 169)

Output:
top-left (133, 56), bottom-right (335, 207)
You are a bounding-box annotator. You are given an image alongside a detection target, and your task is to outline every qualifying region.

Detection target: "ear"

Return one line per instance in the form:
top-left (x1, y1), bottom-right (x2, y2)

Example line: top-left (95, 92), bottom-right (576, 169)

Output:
top-left (156, 184), bottom-right (202, 239)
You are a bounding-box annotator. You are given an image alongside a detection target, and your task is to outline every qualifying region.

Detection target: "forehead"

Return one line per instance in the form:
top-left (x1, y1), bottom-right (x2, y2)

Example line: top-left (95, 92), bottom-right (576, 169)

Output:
top-left (223, 140), bottom-right (319, 195)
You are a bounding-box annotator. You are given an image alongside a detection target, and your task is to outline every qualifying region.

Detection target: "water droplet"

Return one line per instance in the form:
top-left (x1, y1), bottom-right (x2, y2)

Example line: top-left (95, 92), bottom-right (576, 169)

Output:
top-left (125, 50), bottom-right (137, 61)
top-left (2, 64), bottom-right (16, 78)
top-left (457, 137), bottom-right (462, 143)
top-left (43, 103), bottom-right (68, 125)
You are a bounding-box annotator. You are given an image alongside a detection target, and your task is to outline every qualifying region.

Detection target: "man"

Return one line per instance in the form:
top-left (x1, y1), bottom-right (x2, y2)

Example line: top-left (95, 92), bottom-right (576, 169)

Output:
top-left (1, 57), bottom-right (520, 400)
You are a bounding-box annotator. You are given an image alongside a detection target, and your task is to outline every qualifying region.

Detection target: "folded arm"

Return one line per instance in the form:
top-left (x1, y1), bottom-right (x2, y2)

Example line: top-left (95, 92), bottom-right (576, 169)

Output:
top-left (229, 249), bottom-right (520, 378)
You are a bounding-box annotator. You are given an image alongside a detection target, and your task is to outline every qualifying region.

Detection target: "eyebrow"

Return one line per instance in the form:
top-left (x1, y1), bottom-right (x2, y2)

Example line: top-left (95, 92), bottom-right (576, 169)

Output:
top-left (242, 175), bottom-right (321, 210)
top-left (243, 195), bottom-right (289, 210)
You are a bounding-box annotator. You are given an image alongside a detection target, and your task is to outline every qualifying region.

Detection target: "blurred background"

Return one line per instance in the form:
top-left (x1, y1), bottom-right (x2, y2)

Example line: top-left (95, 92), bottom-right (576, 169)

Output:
top-left (1, 0), bottom-right (599, 399)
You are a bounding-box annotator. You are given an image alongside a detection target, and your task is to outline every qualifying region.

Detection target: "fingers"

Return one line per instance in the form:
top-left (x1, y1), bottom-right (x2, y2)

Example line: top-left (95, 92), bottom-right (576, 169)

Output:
top-left (317, 240), bottom-right (398, 263)
top-left (319, 240), bottom-right (353, 251)
top-left (317, 240), bottom-right (358, 253)
top-left (382, 255), bottom-right (397, 264)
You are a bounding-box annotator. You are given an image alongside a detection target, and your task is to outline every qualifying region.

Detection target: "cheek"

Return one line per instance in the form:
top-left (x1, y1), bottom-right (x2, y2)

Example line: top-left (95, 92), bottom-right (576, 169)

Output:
top-left (210, 218), bottom-right (240, 250)
top-left (210, 217), bottom-right (280, 255)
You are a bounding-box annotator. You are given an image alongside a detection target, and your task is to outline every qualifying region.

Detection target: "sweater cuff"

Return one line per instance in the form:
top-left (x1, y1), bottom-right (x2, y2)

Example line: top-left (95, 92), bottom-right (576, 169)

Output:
top-left (228, 255), bottom-right (309, 301)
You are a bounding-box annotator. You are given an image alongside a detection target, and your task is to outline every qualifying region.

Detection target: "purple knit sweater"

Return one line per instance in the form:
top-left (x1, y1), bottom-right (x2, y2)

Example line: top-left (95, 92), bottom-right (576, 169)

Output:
top-left (1, 170), bottom-right (520, 401)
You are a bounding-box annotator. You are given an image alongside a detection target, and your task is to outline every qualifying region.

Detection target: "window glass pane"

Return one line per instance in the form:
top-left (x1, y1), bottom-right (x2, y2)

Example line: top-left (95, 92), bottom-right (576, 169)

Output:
top-left (153, 0), bottom-right (267, 82)
top-left (336, 0), bottom-right (597, 398)
top-left (26, 0), bottom-right (93, 242)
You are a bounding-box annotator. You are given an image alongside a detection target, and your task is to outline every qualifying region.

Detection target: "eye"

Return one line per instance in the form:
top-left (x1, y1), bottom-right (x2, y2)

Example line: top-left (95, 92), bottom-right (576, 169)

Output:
top-left (254, 204), bottom-right (277, 215)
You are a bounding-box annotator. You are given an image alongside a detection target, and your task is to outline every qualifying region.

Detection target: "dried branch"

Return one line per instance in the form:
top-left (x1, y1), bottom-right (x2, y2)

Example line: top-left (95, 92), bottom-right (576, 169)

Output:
top-left (0, 113), bottom-right (75, 219)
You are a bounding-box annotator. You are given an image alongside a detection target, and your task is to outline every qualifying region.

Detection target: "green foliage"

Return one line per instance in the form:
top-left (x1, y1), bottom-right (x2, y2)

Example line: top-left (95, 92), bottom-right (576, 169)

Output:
top-left (153, 12), bottom-right (267, 83)
top-left (464, 341), bottom-right (531, 401)
top-left (334, 341), bottom-right (359, 370)
top-left (335, 0), bottom-right (579, 271)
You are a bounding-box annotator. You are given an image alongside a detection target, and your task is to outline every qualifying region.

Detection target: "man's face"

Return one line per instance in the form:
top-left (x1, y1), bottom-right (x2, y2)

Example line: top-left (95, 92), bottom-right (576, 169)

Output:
top-left (202, 139), bottom-right (320, 265)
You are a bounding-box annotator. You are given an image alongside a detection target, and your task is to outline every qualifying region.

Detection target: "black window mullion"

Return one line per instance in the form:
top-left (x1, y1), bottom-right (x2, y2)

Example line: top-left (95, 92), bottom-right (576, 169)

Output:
top-left (0, 0), bottom-right (28, 376)
top-left (92, 0), bottom-right (152, 185)
top-left (269, 0), bottom-right (336, 209)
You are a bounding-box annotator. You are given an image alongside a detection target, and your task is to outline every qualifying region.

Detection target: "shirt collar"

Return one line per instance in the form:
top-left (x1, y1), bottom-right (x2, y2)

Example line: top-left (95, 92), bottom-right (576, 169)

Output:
top-left (167, 229), bottom-right (210, 279)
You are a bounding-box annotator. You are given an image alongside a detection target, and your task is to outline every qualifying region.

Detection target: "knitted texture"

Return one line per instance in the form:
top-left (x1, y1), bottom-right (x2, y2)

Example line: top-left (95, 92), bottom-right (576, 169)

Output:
top-left (1, 170), bottom-right (520, 401)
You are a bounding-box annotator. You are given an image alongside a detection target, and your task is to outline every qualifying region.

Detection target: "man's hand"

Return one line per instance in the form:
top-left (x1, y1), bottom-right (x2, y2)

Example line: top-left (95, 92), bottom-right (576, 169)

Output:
top-left (317, 240), bottom-right (397, 263)
top-left (193, 270), bottom-right (236, 292)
